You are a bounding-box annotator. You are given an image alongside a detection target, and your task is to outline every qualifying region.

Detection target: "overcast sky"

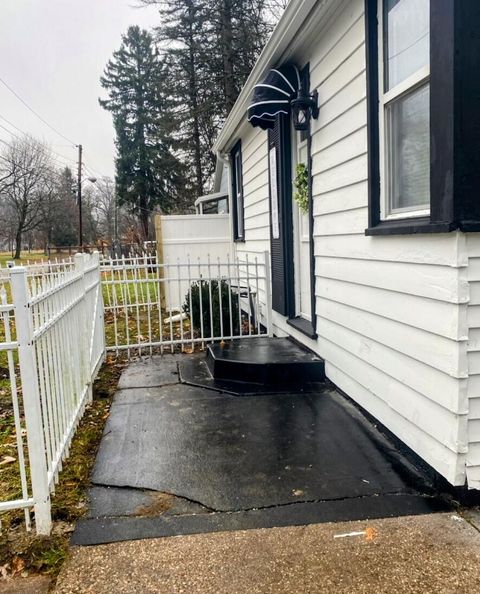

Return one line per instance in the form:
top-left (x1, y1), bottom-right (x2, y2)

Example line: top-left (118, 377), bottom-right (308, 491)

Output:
top-left (0, 0), bottom-right (160, 179)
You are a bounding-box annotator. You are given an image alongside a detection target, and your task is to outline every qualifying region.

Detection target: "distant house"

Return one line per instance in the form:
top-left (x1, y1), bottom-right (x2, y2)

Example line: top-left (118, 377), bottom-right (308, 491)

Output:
top-left (213, 0), bottom-right (480, 490)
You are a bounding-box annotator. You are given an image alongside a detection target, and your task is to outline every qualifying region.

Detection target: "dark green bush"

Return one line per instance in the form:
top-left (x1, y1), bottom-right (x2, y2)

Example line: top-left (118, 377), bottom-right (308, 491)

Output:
top-left (183, 279), bottom-right (240, 338)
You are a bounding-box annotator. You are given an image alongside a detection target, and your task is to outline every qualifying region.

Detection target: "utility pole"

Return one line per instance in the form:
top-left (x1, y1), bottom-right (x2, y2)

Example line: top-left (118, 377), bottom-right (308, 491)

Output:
top-left (77, 144), bottom-right (83, 248)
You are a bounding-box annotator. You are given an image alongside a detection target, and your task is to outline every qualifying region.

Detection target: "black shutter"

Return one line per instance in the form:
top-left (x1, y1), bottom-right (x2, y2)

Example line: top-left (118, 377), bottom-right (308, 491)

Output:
top-left (268, 114), bottom-right (294, 316)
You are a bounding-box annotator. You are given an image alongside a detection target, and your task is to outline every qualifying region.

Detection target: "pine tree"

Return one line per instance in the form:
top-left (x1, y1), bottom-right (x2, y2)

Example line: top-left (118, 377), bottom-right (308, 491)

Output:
top-left (145, 0), bottom-right (214, 198)
top-left (140, 0), bottom-right (277, 195)
top-left (100, 26), bottom-right (187, 240)
top-left (48, 166), bottom-right (78, 247)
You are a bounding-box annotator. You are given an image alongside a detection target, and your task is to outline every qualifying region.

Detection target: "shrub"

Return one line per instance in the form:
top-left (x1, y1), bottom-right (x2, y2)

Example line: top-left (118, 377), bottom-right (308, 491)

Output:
top-left (183, 279), bottom-right (240, 338)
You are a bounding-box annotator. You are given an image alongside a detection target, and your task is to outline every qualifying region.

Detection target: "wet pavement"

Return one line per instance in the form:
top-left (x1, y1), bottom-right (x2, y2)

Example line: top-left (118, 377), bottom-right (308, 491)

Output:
top-left (72, 353), bottom-right (450, 546)
top-left (57, 513), bottom-right (480, 593)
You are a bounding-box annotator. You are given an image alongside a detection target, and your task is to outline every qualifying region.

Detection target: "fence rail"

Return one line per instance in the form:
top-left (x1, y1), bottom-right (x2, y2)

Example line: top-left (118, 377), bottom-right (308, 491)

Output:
top-left (0, 249), bottom-right (271, 534)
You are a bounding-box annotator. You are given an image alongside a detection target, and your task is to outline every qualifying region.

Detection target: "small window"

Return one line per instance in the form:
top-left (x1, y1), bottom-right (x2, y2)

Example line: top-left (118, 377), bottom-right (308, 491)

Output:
top-left (379, 0), bottom-right (430, 220)
top-left (231, 141), bottom-right (244, 241)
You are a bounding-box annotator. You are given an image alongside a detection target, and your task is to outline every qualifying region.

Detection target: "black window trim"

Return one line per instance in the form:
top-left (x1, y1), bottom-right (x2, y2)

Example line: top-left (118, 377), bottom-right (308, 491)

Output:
top-left (230, 140), bottom-right (245, 242)
top-left (365, 0), bottom-right (480, 236)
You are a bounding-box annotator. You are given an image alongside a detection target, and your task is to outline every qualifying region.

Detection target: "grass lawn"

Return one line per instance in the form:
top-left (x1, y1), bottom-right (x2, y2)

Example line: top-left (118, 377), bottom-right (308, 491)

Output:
top-left (0, 251), bottom-right (73, 267)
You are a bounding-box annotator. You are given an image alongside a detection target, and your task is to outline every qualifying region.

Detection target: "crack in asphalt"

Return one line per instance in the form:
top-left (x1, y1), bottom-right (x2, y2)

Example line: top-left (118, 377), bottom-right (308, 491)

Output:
top-left (89, 481), bottom-right (435, 519)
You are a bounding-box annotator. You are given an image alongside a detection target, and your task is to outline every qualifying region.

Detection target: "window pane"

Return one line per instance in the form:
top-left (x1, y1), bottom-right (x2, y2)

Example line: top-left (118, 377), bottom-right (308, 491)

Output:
top-left (235, 152), bottom-right (244, 236)
top-left (237, 199), bottom-right (244, 237)
top-left (387, 83), bottom-right (430, 213)
top-left (385, 0), bottom-right (429, 90)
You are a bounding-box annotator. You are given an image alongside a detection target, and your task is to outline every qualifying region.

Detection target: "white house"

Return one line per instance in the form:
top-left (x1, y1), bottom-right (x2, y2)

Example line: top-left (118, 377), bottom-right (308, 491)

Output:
top-left (213, 0), bottom-right (480, 490)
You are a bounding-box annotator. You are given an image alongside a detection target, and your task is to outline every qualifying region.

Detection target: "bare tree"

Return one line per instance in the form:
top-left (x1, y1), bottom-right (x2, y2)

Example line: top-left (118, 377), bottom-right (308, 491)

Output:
top-left (0, 136), bottom-right (55, 259)
top-left (91, 177), bottom-right (116, 242)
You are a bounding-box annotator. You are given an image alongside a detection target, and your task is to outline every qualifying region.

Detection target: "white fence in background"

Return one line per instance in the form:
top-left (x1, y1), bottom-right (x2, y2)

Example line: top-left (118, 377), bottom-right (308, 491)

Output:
top-left (155, 213), bottom-right (231, 265)
top-left (101, 252), bottom-right (272, 356)
top-left (0, 253), bottom-right (105, 534)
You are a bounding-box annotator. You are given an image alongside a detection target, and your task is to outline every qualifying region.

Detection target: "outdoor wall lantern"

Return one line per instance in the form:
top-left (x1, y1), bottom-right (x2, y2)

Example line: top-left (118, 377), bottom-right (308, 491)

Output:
top-left (291, 88), bottom-right (319, 131)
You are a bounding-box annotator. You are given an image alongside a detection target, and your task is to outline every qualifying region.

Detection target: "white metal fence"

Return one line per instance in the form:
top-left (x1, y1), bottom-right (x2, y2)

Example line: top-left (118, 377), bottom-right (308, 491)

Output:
top-left (101, 251), bottom-right (272, 356)
top-left (0, 289), bottom-right (32, 530)
top-left (0, 250), bottom-right (271, 534)
top-left (0, 253), bottom-right (105, 534)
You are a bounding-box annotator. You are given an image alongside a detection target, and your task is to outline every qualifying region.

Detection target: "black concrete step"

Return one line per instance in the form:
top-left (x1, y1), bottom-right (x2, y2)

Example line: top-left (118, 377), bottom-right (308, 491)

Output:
top-left (206, 337), bottom-right (325, 386)
top-left (179, 356), bottom-right (323, 395)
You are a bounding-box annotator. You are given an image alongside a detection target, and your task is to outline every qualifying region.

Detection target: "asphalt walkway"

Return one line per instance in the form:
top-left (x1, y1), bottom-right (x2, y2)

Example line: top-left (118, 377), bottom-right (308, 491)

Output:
top-left (72, 354), bottom-right (448, 546)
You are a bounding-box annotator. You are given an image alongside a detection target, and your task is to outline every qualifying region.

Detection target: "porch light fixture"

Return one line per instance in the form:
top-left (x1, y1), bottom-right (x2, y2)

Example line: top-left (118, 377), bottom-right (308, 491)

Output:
top-left (291, 88), bottom-right (319, 131)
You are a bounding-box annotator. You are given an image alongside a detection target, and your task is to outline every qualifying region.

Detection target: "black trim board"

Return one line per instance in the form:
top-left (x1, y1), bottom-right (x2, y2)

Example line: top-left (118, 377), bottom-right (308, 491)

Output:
top-left (365, 0), bottom-right (480, 235)
top-left (287, 316), bottom-right (317, 339)
top-left (365, 0), bottom-right (381, 230)
top-left (366, 219), bottom-right (456, 236)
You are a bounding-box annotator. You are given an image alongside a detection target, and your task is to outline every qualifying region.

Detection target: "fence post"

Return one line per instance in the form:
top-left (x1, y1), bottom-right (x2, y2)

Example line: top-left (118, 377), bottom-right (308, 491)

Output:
top-left (10, 267), bottom-right (52, 535)
top-left (93, 251), bottom-right (106, 367)
top-left (263, 250), bottom-right (273, 337)
top-left (75, 253), bottom-right (92, 402)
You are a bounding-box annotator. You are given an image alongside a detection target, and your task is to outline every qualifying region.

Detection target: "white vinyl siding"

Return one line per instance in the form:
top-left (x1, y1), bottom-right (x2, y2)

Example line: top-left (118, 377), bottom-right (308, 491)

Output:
top-left (229, 0), bottom-right (471, 486)
top-left (302, 0), bottom-right (466, 485)
top-left (465, 235), bottom-right (480, 489)
top-left (234, 125), bottom-right (271, 312)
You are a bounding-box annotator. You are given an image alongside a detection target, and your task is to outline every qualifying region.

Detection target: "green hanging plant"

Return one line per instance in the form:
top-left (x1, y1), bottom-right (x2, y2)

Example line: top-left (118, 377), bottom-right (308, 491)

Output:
top-left (293, 162), bottom-right (309, 214)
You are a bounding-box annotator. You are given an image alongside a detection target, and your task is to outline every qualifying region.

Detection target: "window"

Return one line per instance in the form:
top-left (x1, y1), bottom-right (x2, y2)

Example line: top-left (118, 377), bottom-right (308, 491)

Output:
top-left (366, 1), bottom-right (480, 235)
top-left (379, 0), bottom-right (430, 220)
top-left (230, 141), bottom-right (244, 241)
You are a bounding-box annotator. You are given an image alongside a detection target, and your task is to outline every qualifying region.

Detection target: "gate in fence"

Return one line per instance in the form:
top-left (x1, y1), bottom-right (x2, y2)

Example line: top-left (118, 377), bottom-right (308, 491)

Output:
top-left (0, 253), bottom-right (105, 534)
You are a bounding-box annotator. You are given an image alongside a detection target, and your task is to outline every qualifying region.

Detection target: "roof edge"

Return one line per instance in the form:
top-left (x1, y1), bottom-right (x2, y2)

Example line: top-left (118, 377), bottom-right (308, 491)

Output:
top-left (213, 0), bottom-right (325, 154)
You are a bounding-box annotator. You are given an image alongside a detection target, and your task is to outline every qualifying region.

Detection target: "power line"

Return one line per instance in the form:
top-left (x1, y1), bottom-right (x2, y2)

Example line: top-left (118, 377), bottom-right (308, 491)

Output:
top-left (0, 117), bottom-right (80, 170)
top-left (0, 126), bottom-right (76, 173)
top-left (0, 121), bottom-right (19, 139)
top-left (0, 114), bottom-right (80, 166)
top-left (0, 76), bottom-right (77, 146)
top-left (0, 113), bottom-right (25, 137)
top-left (84, 161), bottom-right (110, 179)
top-left (0, 110), bottom-right (111, 179)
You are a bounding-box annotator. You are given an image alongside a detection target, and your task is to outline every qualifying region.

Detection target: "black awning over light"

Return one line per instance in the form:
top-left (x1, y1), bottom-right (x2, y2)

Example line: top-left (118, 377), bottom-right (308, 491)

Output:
top-left (247, 64), bottom-right (300, 130)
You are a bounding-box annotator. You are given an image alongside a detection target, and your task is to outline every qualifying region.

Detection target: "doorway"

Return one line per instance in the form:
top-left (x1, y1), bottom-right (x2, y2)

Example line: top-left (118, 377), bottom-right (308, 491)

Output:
top-left (292, 125), bottom-right (312, 322)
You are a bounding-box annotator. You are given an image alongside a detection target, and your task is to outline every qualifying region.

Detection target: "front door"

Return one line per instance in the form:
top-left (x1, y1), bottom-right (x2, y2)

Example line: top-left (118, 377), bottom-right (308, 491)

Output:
top-left (268, 112), bottom-right (315, 337)
top-left (291, 126), bottom-right (312, 322)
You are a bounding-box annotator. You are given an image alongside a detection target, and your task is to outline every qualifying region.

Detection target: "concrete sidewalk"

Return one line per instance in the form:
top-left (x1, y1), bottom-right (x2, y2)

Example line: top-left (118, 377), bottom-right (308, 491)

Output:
top-left (55, 513), bottom-right (480, 594)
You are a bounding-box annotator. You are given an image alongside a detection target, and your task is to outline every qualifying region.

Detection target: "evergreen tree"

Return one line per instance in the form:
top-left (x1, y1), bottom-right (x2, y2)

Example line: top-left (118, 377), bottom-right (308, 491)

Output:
top-left (100, 26), bottom-right (187, 240)
top-left (146, 0), bottom-right (214, 198)
top-left (141, 0), bottom-right (277, 195)
top-left (49, 167), bottom-right (78, 247)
